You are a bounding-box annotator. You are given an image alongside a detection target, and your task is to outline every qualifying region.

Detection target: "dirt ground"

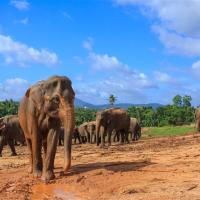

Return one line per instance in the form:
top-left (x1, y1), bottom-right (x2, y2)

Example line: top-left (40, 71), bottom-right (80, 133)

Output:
top-left (1, 134), bottom-right (200, 200)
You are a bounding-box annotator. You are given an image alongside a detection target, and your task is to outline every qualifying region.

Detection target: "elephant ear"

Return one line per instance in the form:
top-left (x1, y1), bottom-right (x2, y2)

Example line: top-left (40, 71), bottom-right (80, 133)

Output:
top-left (25, 82), bottom-right (46, 112)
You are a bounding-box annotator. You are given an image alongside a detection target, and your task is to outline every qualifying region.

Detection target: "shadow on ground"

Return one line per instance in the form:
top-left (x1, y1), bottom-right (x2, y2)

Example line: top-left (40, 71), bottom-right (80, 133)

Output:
top-left (56, 160), bottom-right (155, 177)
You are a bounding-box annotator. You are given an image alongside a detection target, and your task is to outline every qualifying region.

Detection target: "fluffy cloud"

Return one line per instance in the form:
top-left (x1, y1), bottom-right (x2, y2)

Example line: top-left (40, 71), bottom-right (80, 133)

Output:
top-left (115, 0), bottom-right (200, 57)
top-left (0, 78), bottom-right (29, 100)
top-left (89, 52), bottom-right (127, 71)
top-left (152, 25), bottom-right (200, 56)
top-left (0, 34), bottom-right (59, 66)
top-left (10, 0), bottom-right (30, 11)
top-left (192, 60), bottom-right (200, 79)
top-left (75, 42), bottom-right (157, 104)
top-left (154, 71), bottom-right (178, 85)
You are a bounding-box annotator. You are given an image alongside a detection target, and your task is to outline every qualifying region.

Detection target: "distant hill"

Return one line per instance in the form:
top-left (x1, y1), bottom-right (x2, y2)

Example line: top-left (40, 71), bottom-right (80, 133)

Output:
top-left (75, 98), bottom-right (163, 109)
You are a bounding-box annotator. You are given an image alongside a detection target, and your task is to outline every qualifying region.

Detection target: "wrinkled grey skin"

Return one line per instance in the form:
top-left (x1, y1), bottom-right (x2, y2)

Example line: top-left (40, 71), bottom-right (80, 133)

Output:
top-left (129, 118), bottom-right (141, 141)
top-left (195, 108), bottom-right (200, 132)
top-left (18, 76), bottom-right (75, 182)
top-left (96, 108), bottom-right (130, 147)
top-left (0, 115), bottom-right (25, 157)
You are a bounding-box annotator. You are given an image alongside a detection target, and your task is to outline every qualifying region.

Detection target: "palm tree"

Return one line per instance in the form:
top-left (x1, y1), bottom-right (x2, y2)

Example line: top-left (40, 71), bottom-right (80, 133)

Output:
top-left (109, 94), bottom-right (117, 107)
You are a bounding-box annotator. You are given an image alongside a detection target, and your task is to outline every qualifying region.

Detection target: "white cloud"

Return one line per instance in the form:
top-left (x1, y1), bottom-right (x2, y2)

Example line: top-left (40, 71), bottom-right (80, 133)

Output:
top-left (14, 17), bottom-right (29, 25)
top-left (115, 0), bottom-right (200, 37)
top-left (10, 0), bottom-right (30, 11)
top-left (82, 37), bottom-right (94, 51)
top-left (115, 0), bottom-right (200, 57)
top-left (0, 78), bottom-right (29, 100)
top-left (192, 60), bottom-right (200, 79)
top-left (89, 52), bottom-right (127, 71)
top-left (0, 34), bottom-right (59, 66)
top-left (152, 25), bottom-right (200, 56)
top-left (75, 40), bottom-right (157, 104)
top-left (154, 71), bottom-right (172, 82)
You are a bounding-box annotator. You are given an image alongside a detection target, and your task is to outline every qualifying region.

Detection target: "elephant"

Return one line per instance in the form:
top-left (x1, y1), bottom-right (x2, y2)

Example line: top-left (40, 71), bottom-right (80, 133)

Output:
top-left (87, 121), bottom-right (96, 144)
top-left (129, 118), bottom-right (141, 141)
top-left (78, 122), bottom-right (89, 143)
top-left (195, 107), bottom-right (200, 131)
top-left (18, 76), bottom-right (75, 182)
top-left (59, 127), bottom-right (82, 145)
top-left (96, 108), bottom-right (130, 147)
top-left (0, 115), bottom-right (25, 157)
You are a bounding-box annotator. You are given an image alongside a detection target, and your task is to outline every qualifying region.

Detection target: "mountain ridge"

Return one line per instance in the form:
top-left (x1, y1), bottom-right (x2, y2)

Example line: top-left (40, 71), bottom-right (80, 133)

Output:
top-left (75, 98), bottom-right (163, 109)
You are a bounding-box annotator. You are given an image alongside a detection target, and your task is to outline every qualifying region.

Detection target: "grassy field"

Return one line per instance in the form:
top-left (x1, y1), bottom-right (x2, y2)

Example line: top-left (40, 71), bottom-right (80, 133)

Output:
top-left (142, 125), bottom-right (196, 138)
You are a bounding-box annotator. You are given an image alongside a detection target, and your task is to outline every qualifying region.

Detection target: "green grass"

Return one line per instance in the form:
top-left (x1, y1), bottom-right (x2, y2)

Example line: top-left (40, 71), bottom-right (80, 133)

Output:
top-left (142, 125), bottom-right (196, 138)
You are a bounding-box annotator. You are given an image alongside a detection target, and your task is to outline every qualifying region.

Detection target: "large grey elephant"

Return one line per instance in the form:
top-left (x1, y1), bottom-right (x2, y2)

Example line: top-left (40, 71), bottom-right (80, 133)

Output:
top-left (195, 107), bottom-right (200, 131)
top-left (129, 118), bottom-right (141, 141)
top-left (96, 108), bottom-right (130, 147)
top-left (18, 76), bottom-right (75, 182)
top-left (0, 115), bottom-right (25, 157)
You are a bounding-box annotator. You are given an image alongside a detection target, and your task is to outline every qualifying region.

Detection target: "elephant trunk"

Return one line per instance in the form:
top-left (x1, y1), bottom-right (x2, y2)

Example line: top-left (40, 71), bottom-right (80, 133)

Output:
top-left (96, 120), bottom-right (101, 146)
top-left (61, 101), bottom-right (75, 172)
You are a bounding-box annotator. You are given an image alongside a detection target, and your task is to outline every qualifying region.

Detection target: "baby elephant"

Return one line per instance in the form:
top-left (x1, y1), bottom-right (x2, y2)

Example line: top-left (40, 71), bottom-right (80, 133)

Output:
top-left (0, 115), bottom-right (25, 157)
top-left (129, 118), bottom-right (141, 141)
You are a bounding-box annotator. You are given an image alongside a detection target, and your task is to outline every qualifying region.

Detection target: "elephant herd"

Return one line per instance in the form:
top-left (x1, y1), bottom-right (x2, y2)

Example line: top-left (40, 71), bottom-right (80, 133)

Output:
top-left (0, 75), bottom-right (199, 182)
top-left (0, 76), bottom-right (141, 181)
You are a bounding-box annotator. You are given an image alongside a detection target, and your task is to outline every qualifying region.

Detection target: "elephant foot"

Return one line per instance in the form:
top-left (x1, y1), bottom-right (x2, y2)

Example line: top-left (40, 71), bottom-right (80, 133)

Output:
top-left (33, 169), bottom-right (42, 178)
top-left (10, 152), bottom-right (17, 156)
top-left (42, 170), bottom-right (55, 182)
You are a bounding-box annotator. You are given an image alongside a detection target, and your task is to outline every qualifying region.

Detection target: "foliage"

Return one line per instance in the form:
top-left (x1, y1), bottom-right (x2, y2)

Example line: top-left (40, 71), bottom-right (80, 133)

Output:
top-left (172, 95), bottom-right (182, 106)
top-left (75, 108), bottom-right (96, 126)
top-left (0, 94), bottom-right (195, 128)
top-left (0, 99), bottom-right (19, 118)
top-left (108, 94), bottom-right (117, 107)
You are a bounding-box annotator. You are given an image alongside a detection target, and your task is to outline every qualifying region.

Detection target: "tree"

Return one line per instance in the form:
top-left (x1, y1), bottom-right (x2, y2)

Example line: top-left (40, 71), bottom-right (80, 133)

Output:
top-left (172, 95), bottom-right (182, 107)
top-left (108, 94), bottom-right (117, 107)
top-left (182, 95), bottom-right (192, 107)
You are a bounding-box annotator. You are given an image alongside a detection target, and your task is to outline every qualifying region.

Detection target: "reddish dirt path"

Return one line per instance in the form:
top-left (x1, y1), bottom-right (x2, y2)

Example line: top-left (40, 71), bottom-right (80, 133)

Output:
top-left (1, 134), bottom-right (200, 200)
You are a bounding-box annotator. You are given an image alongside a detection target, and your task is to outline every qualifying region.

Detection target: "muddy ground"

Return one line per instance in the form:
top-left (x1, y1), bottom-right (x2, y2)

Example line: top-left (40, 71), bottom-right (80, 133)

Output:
top-left (1, 133), bottom-right (200, 200)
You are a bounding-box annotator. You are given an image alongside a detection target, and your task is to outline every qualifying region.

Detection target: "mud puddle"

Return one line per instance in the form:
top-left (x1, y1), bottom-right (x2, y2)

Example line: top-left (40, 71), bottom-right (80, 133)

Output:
top-left (31, 184), bottom-right (81, 200)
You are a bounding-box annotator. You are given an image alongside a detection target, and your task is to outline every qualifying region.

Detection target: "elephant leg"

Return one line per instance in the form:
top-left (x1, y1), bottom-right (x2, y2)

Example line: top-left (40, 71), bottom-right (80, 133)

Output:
top-left (100, 128), bottom-right (106, 148)
top-left (77, 134), bottom-right (82, 144)
top-left (26, 139), bottom-right (33, 173)
top-left (42, 129), bottom-right (59, 182)
top-left (86, 132), bottom-right (90, 143)
top-left (107, 129), bottom-right (112, 146)
top-left (7, 139), bottom-right (17, 156)
top-left (0, 136), bottom-right (5, 157)
top-left (32, 134), bottom-right (43, 178)
top-left (125, 131), bottom-right (129, 144)
top-left (119, 131), bottom-right (124, 144)
top-left (43, 140), bottom-right (47, 161)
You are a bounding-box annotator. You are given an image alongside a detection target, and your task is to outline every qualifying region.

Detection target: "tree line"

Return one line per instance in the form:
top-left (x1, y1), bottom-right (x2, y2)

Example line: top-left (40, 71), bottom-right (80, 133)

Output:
top-left (0, 95), bottom-right (195, 127)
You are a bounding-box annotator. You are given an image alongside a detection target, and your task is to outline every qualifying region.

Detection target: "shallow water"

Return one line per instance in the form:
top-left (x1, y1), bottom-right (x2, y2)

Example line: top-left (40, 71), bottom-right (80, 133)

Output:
top-left (31, 183), bottom-right (81, 200)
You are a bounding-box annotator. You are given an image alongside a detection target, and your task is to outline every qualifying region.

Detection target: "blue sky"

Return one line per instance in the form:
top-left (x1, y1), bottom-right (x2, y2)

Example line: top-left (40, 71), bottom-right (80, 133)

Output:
top-left (1, 0), bottom-right (200, 105)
